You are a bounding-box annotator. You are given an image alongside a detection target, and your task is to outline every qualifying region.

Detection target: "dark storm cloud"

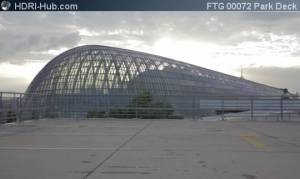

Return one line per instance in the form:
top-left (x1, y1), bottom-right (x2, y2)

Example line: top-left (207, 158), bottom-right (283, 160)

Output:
top-left (244, 67), bottom-right (300, 93)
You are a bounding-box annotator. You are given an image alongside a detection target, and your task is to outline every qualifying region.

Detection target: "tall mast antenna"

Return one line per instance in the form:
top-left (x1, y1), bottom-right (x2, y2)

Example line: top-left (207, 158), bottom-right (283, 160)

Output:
top-left (240, 65), bottom-right (244, 79)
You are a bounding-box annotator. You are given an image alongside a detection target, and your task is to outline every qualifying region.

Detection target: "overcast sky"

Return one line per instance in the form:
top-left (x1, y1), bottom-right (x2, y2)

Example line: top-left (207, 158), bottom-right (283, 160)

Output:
top-left (0, 12), bottom-right (299, 93)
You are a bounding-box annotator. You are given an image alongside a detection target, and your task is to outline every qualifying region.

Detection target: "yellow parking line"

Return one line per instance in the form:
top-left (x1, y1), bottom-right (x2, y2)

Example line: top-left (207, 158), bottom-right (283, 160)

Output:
top-left (240, 133), bottom-right (266, 149)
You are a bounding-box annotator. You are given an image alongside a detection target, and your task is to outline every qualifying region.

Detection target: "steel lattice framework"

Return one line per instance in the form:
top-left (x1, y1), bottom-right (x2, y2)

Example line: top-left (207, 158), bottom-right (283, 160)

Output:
top-left (25, 45), bottom-right (284, 118)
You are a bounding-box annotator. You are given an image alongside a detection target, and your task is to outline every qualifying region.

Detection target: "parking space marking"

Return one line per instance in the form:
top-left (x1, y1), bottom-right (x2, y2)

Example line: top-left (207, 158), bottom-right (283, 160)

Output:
top-left (240, 133), bottom-right (266, 149)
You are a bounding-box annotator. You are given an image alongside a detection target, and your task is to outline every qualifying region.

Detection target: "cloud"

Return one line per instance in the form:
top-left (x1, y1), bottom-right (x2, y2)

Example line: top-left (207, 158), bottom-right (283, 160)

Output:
top-left (67, 12), bottom-right (300, 55)
top-left (0, 12), bottom-right (80, 64)
top-left (0, 12), bottom-right (300, 92)
top-left (291, 50), bottom-right (300, 57)
top-left (0, 31), bottom-right (80, 63)
top-left (1, 12), bottom-right (300, 64)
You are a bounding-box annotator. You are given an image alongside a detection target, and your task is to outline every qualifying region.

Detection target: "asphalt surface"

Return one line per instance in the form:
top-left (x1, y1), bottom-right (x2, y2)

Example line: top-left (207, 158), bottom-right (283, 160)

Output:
top-left (0, 119), bottom-right (300, 179)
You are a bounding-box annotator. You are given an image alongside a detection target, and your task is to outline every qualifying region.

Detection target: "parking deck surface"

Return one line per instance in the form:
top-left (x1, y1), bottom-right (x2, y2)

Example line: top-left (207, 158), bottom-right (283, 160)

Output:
top-left (0, 119), bottom-right (300, 179)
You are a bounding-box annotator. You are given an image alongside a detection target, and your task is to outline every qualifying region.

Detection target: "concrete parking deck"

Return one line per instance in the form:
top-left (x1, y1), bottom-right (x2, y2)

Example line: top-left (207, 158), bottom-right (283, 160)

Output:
top-left (0, 119), bottom-right (300, 179)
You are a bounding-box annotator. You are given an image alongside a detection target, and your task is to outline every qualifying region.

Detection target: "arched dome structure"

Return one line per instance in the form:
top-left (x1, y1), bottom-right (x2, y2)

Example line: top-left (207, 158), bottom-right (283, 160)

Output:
top-left (25, 45), bottom-right (284, 118)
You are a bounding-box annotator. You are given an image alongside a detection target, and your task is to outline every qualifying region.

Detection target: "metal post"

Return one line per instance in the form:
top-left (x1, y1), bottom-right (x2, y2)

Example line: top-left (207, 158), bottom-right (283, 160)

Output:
top-left (195, 96), bottom-right (198, 119)
top-left (280, 97), bottom-right (283, 121)
top-left (193, 97), bottom-right (195, 119)
top-left (199, 98), bottom-right (201, 120)
top-left (135, 95), bottom-right (138, 119)
top-left (250, 97), bottom-right (254, 121)
top-left (18, 94), bottom-right (22, 123)
top-left (107, 92), bottom-right (111, 119)
top-left (0, 92), bottom-right (2, 123)
top-left (221, 98), bottom-right (224, 121)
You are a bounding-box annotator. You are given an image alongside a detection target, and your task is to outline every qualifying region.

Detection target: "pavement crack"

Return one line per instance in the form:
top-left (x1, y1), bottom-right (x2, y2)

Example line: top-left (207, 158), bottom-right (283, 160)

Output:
top-left (83, 121), bottom-right (152, 179)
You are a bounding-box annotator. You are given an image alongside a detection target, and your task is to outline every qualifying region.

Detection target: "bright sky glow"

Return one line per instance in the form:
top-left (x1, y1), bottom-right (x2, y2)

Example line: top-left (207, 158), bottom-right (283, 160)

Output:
top-left (0, 12), bottom-right (300, 93)
top-left (0, 62), bottom-right (46, 82)
top-left (150, 36), bottom-right (300, 77)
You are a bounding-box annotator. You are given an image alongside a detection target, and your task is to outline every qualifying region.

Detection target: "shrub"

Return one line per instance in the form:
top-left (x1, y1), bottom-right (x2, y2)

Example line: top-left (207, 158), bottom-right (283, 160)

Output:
top-left (87, 110), bottom-right (105, 118)
top-left (110, 91), bottom-right (178, 119)
top-left (6, 111), bottom-right (17, 123)
top-left (87, 91), bottom-right (181, 119)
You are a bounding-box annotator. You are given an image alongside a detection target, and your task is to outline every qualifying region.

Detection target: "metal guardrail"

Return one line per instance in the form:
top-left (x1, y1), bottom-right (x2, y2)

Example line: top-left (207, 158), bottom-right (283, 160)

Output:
top-left (0, 92), bottom-right (23, 123)
top-left (198, 96), bottom-right (300, 120)
top-left (0, 92), bottom-right (299, 123)
top-left (0, 92), bottom-right (47, 123)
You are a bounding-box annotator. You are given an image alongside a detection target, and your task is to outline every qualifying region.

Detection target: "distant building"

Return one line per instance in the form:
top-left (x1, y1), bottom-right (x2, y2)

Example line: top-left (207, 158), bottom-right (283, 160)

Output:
top-left (24, 45), bottom-right (284, 118)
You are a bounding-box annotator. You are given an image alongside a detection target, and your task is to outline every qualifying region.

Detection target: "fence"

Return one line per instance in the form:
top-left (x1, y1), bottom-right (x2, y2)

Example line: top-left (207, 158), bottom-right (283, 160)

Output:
top-left (0, 92), bottom-right (47, 123)
top-left (198, 96), bottom-right (300, 121)
top-left (0, 92), bottom-right (300, 123)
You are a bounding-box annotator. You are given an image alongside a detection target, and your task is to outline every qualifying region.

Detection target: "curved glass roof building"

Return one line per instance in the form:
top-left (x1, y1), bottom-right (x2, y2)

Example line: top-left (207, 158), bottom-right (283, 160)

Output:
top-left (25, 45), bottom-right (284, 118)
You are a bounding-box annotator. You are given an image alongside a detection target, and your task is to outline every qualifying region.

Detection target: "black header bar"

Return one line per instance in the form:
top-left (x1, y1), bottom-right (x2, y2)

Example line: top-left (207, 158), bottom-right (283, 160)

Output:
top-left (1, 0), bottom-right (299, 11)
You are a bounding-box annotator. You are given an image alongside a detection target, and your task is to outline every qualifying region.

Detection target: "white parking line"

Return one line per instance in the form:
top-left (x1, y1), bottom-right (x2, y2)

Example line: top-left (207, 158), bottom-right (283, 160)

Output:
top-left (0, 147), bottom-right (124, 150)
